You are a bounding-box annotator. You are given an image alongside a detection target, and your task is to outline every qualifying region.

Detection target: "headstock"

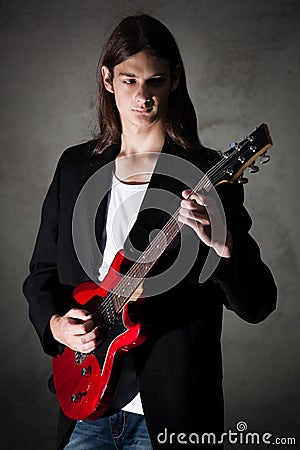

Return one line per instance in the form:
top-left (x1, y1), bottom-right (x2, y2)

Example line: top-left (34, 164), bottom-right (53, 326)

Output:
top-left (212, 123), bottom-right (273, 187)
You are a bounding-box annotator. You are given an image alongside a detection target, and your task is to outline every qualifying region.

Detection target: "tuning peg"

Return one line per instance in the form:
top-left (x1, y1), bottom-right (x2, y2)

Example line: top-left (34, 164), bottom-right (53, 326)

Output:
top-left (259, 152), bottom-right (270, 164)
top-left (230, 142), bottom-right (241, 151)
top-left (238, 175), bottom-right (248, 184)
top-left (249, 164), bottom-right (259, 173)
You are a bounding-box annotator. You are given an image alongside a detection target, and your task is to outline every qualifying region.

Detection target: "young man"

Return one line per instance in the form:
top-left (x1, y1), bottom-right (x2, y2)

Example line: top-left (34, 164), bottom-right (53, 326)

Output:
top-left (23, 14), bottom-right (277, 450)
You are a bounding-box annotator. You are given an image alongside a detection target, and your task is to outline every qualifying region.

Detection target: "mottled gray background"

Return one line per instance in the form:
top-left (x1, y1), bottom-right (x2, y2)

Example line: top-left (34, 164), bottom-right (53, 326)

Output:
top-left (1, 0), bottom-right (299, 449)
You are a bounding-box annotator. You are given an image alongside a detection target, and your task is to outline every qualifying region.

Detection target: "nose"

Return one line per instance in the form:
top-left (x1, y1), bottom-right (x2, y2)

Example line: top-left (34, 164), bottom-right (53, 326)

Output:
top-left (135, 83), bottom-right (152, 106)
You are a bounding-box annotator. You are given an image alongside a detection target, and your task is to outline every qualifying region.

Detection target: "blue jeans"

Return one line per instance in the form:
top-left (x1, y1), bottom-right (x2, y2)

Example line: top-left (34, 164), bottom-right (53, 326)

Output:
top-left (64, 410), bottom-right (153, 449)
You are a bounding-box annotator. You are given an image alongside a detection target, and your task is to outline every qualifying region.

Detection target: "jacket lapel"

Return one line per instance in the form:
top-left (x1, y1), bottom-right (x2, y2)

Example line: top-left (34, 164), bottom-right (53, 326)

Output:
top-left (76, 143), bottom-right (120, 278)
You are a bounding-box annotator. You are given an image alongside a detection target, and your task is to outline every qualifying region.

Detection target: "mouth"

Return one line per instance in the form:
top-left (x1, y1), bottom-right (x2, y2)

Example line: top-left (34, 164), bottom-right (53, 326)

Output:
top-left (132, 107), bottom-right (153, 115)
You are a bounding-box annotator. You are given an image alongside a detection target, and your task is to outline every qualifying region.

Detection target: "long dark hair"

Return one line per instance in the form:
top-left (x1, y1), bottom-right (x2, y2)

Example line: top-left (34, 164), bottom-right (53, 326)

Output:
top-left (92, 14), bottom-right (203, 155)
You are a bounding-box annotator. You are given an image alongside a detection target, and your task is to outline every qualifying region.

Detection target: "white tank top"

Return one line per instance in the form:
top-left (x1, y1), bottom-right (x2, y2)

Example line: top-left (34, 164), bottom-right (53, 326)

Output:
top-left (98, 173), bottom-right (148, 282)
top-left (98, 173), bottom-right (149, 414)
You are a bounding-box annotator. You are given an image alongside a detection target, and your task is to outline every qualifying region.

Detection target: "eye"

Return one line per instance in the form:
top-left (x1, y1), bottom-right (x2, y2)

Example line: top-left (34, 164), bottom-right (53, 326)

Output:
top-left (123, 79), bottom-right (135, 85)
top-left (148, 77), bottom-right (166, 87)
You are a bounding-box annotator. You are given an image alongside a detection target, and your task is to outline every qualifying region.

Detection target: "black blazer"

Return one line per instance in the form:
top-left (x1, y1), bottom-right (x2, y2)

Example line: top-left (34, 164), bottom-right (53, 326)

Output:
top-left (23, 138), bottom-right (277, 449)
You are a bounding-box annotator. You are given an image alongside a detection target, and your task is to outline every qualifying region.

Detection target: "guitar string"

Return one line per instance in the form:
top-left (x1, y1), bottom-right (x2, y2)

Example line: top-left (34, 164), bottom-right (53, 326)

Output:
top-left (92, 135), bottom-right (258, 324)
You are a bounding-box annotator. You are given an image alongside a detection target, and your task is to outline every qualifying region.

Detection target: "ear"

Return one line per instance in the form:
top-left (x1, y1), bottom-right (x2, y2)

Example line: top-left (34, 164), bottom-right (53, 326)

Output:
top-left (170, 64), bottom-right (181, 92)
top-left (101, 66), bottom-right (114, 93)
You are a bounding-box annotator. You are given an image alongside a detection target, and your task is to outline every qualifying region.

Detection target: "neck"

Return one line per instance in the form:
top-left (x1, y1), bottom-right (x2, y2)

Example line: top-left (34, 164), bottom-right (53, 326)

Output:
top-left (115, 123), bottom-right (166, 184)
top-left (120, 122), bottom-right (166, 155)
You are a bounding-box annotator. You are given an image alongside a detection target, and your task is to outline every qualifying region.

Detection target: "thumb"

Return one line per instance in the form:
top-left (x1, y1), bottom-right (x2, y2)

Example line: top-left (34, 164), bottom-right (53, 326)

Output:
top-left (67, 308), bottom-right (92, 320)
top-left (182, 189), bottom-right (192, 199)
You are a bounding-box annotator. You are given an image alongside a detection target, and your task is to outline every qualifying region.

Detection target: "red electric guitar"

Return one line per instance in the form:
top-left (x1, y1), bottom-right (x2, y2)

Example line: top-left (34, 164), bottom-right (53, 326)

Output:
top-left (52, 123), bottom-right (273, 421)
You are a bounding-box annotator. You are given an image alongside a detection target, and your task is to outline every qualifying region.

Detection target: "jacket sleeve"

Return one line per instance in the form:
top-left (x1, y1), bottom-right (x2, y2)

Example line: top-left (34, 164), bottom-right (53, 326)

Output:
top-left (213, 181), bottom-right (277, 324)
top-left (22, 150), bottom-right (74, 356)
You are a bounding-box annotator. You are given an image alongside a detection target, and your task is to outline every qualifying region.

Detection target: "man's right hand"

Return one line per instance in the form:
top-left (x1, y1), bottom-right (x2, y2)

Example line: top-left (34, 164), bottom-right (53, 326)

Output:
top-left (50, 308), bottom-right (100, 353)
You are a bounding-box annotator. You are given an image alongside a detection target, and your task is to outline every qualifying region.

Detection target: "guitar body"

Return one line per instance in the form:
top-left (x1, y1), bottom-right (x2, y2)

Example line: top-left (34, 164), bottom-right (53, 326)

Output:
top-left (52, 250), bottom-right (149, 421)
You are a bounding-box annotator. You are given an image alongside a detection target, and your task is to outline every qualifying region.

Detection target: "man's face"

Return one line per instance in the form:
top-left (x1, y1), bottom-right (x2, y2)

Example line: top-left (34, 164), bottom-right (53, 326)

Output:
top-left (102, 50), bottom-right (180, 131)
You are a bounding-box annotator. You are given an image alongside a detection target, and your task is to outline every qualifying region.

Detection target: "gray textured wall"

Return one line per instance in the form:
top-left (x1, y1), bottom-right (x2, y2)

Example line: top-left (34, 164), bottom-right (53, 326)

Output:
top-left (1, 1), bottom-right (299, 449)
